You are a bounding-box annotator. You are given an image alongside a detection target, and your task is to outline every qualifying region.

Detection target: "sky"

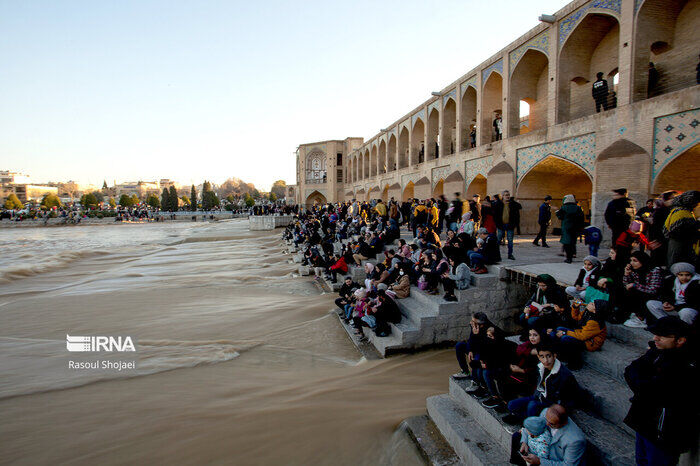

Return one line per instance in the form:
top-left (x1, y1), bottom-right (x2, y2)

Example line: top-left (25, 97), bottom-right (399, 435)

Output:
top-left (0, 0), bottom-right (570, 192)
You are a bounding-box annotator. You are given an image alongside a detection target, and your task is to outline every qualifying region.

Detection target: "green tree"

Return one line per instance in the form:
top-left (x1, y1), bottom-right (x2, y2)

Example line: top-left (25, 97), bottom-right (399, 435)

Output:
top-left (4, 193), bottom-right (23, 210)
top-left (81, 193), bottom-right (98, 209)
top-left (147, 193), bottom-right (161, 208)
top-left (161, 188), bottom-right (170, 211)
top-left (252, 188), bottom-right (261, 199)
top-left (190, 185), bottom-right (197, 211)
top-left (269, 192), bottom-right (277, 202)
top-left (118, 194), bottom-right (133, 207)
top-left (41, 193), bottom-right (62, 209)
top-left (108, 197), bottom-right (116, 208)
top-left (202, 190), bottom-right (220, 210)
top-left (130, 194), bottom-right (140, 205)
top-left (168, 186), bottom-right (178, 211)
top-left (181, 195), bottom-right (190, 206)
top-left (244, 192), bottom-right (255, 208)
top-left (202, 180), bottom-right (212, 194)
top-left (90, 191), bottom-right (104, 203)
top-left (270, 180), bottom-right (286, 199)
top-left (226, 194), bottom-right (235, 204)
top-left (102, 180), bottom-right (108, 189)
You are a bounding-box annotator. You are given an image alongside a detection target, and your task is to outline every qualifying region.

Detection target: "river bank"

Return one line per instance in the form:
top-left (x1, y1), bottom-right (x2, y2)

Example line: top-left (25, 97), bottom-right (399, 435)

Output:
top-left (0, 213), bottom-right (246, 228)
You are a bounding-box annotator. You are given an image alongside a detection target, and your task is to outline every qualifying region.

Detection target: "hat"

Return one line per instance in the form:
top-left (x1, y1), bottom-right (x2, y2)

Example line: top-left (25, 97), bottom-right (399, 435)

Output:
top-left (583, 255), bottom-right (601, 267)
top-left (544, 195), bottom-right (552, 201)
top-left (613, 188), bottom-right (627, 195)
top-left (670, 262), bottom-right (695, 275)
top-left (523, 416), bottom-right (547, 437)
top-left (647, 316), bottom-right (689, 338)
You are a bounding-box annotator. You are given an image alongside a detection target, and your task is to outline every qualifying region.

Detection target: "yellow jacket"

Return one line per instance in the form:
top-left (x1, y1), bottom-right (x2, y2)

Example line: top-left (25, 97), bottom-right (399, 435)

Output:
top-left (566, 307), bottom-right (607, 351)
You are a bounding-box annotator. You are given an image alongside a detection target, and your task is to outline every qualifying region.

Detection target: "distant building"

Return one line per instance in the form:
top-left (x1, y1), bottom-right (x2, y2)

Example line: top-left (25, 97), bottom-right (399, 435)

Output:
top-left (1, 170), bottom-right (58, 203)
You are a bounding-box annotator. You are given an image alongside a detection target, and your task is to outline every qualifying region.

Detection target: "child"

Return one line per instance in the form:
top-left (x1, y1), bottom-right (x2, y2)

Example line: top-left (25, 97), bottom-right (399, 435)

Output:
top-left (552, 299), bottom-right (608, 369)
top-left (646, 262), bottom-right (699, 325)
top-left (565, 256), bottom-right (601, 301)
top-left (583, 225), bottom-right (602, 257)
top-left (522, 416), bottom-right (551, 462)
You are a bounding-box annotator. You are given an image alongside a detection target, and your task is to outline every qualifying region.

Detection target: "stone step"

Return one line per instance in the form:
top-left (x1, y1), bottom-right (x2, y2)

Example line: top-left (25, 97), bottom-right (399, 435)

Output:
top-left (448, 377), bottom-right (636, 465)
top-left (582, 339), bottom-right (640, 383)
top-left (401, 415), bottom-right (460, 466)
top-left (574, 366), bottom-right (634, 430)
top-left (396, 296), bottom-right (440, 327)
top-left (361, 326), bottom-right (406, 357)
top-left (298, 265), bottom-right (311, 275)
top-left (334, 313), bottom-right (381, 360)
top-left (606, 323), bottom-right (652, 351)
top-left (426, 394), bottom-right (511, 465)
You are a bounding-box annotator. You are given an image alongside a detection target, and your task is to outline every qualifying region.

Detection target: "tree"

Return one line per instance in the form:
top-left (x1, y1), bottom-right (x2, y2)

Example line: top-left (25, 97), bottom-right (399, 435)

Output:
top-left (130, 194), bottom-right (139, 205)
top-left (226, 194), bottom-right (235, 204)
top-left (61, 181), bottom-right (79, 200)
top-left (269, 192), bottom-right (277, 202)
top-left (118, 194), bottom-right (133, 207)
top-left (90, 191), bottom-right (104, 203)
top-left (4, 193), bottom-right (23, 210)
top-left (147, 194), bottom-right (161, 208)
top-left (252, 188), bottom-right (261, 199)
top-left (181, 195), bottom-right (190, 206)
top-left (81, 193), bottom-right (98, 209)
top-left (202, 190), bottom-right (220, 210)
top-left (190, 185), bottom-right (197, 211)
top-left (270, 180), bottom-right (286, 199)
top-left (108, 197), bottom-right (117, 208)
top-left (161, 188), bottom-right (170, 211)
top-left (41, 193), bottom-right (62, 209)
top-left (202, 180), bottom-right (212, 194)
top-left (168, 186), bottom-right (178, 211)
top-left (244, 192), bottom-right (255, 208)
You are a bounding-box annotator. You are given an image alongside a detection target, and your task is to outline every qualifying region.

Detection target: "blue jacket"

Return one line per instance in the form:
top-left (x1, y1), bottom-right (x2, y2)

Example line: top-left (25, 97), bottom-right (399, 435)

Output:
top-left (521, 407), bottom-right (586, 465)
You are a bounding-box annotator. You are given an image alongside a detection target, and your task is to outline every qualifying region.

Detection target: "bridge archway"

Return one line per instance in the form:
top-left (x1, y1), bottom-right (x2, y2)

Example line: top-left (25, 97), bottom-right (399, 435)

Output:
top-left (379, 140), bottom-right (387, 174)
top-left (370, 146), bottom-right (378, 177)
top-left (481, 72), bottom-right (503, 144)
top-left (432, 179), bottom-right (444, 199)
top-left (363, 150), bottom-right (370, 179)
top-left (486, 161), bottom-right (515, 196)
top-left (558, 13), bottom-right (620, 123)
top-left (414, 177), bottom-right (431, 200)
top-left (411, 119), bottom-right (425, 165)
top-left (427, 108), bottom-right (440, 160)
top-left (509, 49), bottom-right (549, 137)
top-left (517, 155), bottom-right (592, 234)
top-left (444, 171), bottom-right (465, 199)
top-left (305, 190), bottom-right (327, 208)
top-left (387, 134), bottom-right (397, 172)
top-left (466, 174), bottom-right (487, 198)
top-left (402, 182), bottom-right (414, 202)
top-left (633, 0), bottom-right (698, 101)
top-left (387, 183), bottom-right (401, 202)
top-left (399, 127), bottom-right (410, 169)
top-left (460, 86), bottom-right (477, 150)
top-left (442, 98), bottom-right (457, 156)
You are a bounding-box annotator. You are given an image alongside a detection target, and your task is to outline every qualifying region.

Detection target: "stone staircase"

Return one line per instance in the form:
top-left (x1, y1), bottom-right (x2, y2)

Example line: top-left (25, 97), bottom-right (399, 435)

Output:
top-left (416, 319), bottom-right (693, 465)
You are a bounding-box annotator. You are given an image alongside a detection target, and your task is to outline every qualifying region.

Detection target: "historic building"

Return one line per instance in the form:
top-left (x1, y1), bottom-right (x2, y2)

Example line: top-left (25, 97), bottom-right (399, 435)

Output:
top-left (293, 0), bottom-right (699, 235)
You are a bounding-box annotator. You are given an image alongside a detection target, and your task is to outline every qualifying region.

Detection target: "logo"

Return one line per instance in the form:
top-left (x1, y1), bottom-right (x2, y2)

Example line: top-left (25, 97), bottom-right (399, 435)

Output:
top-left (66, 334), bottom-right (136, 352)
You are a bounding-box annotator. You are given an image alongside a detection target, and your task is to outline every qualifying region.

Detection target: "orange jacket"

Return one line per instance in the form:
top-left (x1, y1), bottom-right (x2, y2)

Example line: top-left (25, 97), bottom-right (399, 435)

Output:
top-left (566, 307), bottom-right (607, 351)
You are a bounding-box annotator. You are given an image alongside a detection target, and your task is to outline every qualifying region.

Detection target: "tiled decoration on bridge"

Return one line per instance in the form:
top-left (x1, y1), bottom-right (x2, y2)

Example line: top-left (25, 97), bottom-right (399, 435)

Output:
top-left (516, 133), bottom-right (596, 183)
top-left (412, 110), bottom-right (425, 128)
top-left (460, 76), bottom-right (477, 95)
top-left (464, 156), bottom-right (494, 188)
top-left (400, 119), bottom-right (410, 133)
top-left (401, 173), bottom-right (423, 188)
top-left (558, 0), bottom-right (621, 47)
top-left (481, 59), bottom-right (503, 83)
top-left (444, 89), bottom-right (456, 107)
top-left (306, 144), bottom-right (326, 154)
top-left (431, 165), bottom-right (452, 188)
top-left (652, 109), bottom-right (700, 181)
top-left (634, 0), bottom-right (645, 14)
top-left (509, 31), bottom-right (550, 75)
top-left (428, 100), bottom-right (440, 114)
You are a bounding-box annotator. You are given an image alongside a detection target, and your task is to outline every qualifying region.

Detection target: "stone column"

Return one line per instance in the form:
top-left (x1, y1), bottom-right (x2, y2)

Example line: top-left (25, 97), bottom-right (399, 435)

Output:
top-left (616, 0), bottom-right (635, 108)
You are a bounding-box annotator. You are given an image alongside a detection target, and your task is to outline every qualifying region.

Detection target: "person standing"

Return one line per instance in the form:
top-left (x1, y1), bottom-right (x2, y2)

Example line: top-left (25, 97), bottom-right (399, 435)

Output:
top-left (437, 194), bottom-right (449, 234)
top-left (592, 72), bottom-right (609, 112)
top-left (624, 317), bottom-right (697, 466)
top-left (494, 190), bottom-right (521, 260)
top-left (493, 114), bottom-right (503, 141)
top-left (470, 126), bottom-right (477, 148)
top-left (533, 195), bottom-right (552, 248)
top-left (470, 194), bottom-right (482, 229)
top-left (448, 192), bottom-right (462, 233)
top-left (557, 195), bottom-right (585, 263)
top-left (604, 188), bottom-right (633, 246)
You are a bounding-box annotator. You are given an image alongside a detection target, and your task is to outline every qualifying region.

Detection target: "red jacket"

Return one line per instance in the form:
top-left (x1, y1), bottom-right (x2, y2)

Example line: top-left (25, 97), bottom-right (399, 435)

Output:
top-left (330, 256), bottom-right (348, 273)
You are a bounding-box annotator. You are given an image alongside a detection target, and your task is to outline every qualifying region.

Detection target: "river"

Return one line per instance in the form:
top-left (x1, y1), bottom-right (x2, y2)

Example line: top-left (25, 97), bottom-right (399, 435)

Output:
top-left (0, 219), bottom-right (454, 465)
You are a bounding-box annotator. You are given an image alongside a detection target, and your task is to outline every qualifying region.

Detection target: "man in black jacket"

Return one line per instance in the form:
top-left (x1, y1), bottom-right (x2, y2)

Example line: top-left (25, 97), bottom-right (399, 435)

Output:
top-left (624, 316), bottom-right (697, 465)
top-left (592, 71), bottom-right (609, 112)
top-left (335, 276), bottom-right (360, 312)
top-left (533, 195), bottom-right (552, 247)
top-left (494, 190), bottom-right (521, 260)
top-left (604, 188), bottom-right (633, 245)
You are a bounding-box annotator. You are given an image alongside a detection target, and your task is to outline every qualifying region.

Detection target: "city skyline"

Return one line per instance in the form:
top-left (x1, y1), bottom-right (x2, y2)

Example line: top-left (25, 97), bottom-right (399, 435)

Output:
top-left (1, 0), bottom-right (569, 191)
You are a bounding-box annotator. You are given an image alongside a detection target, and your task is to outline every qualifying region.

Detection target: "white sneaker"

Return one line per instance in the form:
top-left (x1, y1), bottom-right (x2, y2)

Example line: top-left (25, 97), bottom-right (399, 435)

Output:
top-left (624, 314), bottom-right (647, 328)
top-left (452, 371), bottom-right (469, 379)
top-left (465, 380), bottom-right (480, 392)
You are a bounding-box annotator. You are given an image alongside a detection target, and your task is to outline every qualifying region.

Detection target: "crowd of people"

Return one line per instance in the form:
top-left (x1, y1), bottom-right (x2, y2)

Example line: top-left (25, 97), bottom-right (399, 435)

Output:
top-left (284, 187), bottom-right (698, 465)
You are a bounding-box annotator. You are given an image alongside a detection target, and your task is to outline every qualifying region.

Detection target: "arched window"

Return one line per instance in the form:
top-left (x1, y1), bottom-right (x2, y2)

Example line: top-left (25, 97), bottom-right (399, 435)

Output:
top-left (306, 152), bottom-right (327, 183)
